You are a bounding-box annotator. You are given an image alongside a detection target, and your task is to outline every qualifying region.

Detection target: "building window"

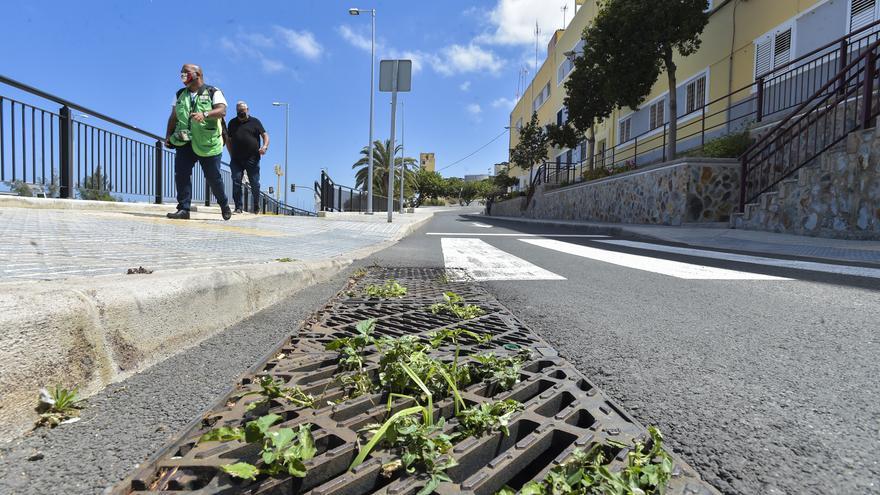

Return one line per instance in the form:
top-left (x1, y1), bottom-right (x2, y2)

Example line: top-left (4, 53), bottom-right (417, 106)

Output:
top-left (516, 117), bottom-right (523, 130)
top-left (532, 82), bottom-right (552, 112)
top-left (851, 0), bottom-right (878, 32)
top-left (649, 100), bottom-right (665, 130)
top-left (685, 75), bottom-right (707, 114)
top-left (556, 108), bottom-right (568, 126)
top-left (557, 39), bottom-right (585, 85)
top-left (755, 24), bottom-right (794, 78)
top-left (619, 117), bottom-right (632, 143)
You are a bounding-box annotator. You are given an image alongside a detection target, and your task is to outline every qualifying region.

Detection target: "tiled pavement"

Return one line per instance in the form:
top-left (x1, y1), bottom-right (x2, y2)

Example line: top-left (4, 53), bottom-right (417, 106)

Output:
top-left (0, 207), bottom-right (416, 281)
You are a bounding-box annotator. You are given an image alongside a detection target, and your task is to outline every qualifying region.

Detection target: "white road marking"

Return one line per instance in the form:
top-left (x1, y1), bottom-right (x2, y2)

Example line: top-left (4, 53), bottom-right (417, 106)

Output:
top-left (597, 240), bottom-right (880, 280)
top-left (470, 222), bottom-right (494, 228)
top-left (441, 238), bottom-right (566, 281)
top-left (427, 233), bottom-right (609, 238)
top-left (521, 238), bottom-right (789, 280)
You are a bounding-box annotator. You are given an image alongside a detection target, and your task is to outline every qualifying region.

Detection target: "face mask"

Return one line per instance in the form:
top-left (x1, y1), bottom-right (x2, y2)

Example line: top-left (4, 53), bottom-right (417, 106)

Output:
top-left (237, 111), bottom-right (247, 119)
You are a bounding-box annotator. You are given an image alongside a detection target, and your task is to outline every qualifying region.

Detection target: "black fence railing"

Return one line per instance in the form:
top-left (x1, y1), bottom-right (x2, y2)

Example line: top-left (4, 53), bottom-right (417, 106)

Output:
top-left (315, 170), bottom-right (399, 212)
top-left (241, 187), bottom-right (316, 216)
top-left (530, 20), bottom-right (880, 190)
top-left (741, 38), bottom-right (880, 209)
top-left (0, 74), bottom-right (272, 212)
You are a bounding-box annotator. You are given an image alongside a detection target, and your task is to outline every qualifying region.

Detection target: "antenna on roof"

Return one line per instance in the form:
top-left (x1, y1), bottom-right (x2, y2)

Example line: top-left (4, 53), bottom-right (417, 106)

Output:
top-left (561, 4), bottom-right (568, 28)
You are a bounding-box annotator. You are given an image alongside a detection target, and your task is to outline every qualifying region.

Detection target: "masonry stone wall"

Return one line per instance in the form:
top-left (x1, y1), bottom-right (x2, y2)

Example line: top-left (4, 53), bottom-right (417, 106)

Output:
top-left (490, 159), bottom-right (740, 226)
top-left (733, 129), bottom-right (880, 239)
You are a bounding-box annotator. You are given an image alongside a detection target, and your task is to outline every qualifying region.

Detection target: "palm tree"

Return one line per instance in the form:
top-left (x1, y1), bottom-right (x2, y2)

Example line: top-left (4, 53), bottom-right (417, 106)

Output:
top-left (352, 139), bottom-right (418, 198)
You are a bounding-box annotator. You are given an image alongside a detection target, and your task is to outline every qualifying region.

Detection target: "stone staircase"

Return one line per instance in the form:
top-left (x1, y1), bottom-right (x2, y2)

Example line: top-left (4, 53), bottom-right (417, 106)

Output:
top-left (732, 129), bottom-right (880, 240)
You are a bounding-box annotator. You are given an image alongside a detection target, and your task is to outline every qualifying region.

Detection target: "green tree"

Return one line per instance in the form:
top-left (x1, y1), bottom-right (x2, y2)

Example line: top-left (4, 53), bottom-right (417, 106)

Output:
top-left (459, 181), bottom-right (481, 206)
top-left (443, 177), bottom-right (464, 200)
top-left (78, 167), bottom-right (117, 201)
top-left (510, 113), bottom-right (549, 183)
top-left (413, 168), bottom-right (447, 207)
top-left (584, 0), bottom-right (708, 159)
top-left (351, 139), bottom-right (417, 197)
top-left (546, 36), bottom-right (619, 171)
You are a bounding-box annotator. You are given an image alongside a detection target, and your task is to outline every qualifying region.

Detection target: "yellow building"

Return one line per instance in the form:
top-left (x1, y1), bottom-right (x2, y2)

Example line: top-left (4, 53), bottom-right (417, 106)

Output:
top-left (508, 0), bottom-right (875, 187)
top-left (420, 152), bottom-right (436, 172)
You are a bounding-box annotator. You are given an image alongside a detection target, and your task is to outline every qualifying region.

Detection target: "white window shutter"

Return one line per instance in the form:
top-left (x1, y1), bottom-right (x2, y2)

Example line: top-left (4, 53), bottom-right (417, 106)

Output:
top-left (851, 0), bottom-right (877, 32)
top-left (755, 36), bottom-right (773, 78)
top-left (774, 28), bottom-right (792, 69)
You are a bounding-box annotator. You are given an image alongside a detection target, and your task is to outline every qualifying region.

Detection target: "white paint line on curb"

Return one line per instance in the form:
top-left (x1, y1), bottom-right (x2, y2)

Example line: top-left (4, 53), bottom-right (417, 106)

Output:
top-left (427, 233), bottom-right (609, 238)
top-left (442, 238), bottom-right (566, 281)
top-left (521, 238), bottom-right (789, 281)
top-left (597, 239), bottom-right (880, 279)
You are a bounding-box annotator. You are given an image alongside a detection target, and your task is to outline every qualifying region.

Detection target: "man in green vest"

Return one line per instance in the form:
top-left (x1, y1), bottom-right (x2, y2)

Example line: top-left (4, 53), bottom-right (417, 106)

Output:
top-left (164, 63), bottom-right (232, 220)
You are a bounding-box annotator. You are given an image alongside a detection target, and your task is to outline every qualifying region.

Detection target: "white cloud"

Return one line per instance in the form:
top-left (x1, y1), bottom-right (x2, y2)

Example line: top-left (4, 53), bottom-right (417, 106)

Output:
top-left (261, 58), bottom-right (286, 74)
top-left (435, 44), bottom-right (504, 76)
top-left (492, 97), bottom-right (517, 110)
top-left (476, 0), bottom-right (561, 48)
top-left (467, 103), bottom-right (482, 115)
top-left (338, 25), bottom-right (374, 52)
top-left (460, 81), bottom-right (471, 91)
top-left (274, 26), bottom-right (323, 60)
top-left (337, 24), bottom-right (504, 77)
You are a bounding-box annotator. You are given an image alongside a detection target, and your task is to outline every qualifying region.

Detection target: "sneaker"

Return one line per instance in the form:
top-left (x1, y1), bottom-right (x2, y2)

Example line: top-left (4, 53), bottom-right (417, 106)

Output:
top-left (166, 210), bottom-right (190, 220)
top-left (221, 205), bottom-right (232, 221)
top-left (233, 208), bottom-right (243, 214)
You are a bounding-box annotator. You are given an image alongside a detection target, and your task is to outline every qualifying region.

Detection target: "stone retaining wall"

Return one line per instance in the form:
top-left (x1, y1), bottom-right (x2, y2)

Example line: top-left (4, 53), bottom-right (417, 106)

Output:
top-left (733, 129), bottom-right (880, 239)
top-left (490, 158), bottom-right (740, 226)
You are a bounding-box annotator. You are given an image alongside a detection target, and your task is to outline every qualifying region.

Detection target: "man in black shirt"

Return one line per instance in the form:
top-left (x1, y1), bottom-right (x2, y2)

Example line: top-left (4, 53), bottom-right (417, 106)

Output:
top-left (227, 101), bottom-right (269, 213)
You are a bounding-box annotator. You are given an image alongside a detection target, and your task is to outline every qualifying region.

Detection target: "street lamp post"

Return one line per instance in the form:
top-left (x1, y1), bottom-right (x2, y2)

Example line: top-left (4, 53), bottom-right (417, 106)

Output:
top-left (399, 101), bottom-right (405, 213)
top-left (348, 7), bottom-right (376, 214)
top-left (272, 102), bottom-right (290, 204)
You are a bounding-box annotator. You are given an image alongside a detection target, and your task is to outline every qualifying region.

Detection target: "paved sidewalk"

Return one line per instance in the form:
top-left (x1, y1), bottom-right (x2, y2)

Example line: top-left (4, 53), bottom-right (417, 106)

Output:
top-left (0, 205), bottom-right (444, 280)
top-left (478, 214), bottom-right (880, 265)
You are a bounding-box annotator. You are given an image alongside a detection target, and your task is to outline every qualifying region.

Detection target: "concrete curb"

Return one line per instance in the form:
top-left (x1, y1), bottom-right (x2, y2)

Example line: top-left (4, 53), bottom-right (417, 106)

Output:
top-left (0, 259), bottom-right (351, 441)
top-left (0, 208), bottom-right (438, 441)
top-left (0, 195), bottom-right (222, 213)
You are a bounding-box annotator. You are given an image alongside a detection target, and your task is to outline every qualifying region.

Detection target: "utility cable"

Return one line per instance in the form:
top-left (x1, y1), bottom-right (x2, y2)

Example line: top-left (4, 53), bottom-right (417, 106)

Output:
top-left (437, 128), bottom-right (510, 173)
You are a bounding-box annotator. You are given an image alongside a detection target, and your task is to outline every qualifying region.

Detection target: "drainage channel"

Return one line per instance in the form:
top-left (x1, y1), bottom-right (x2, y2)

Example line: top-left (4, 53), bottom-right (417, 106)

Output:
top-left (114, 267), bottom-right (719, 495)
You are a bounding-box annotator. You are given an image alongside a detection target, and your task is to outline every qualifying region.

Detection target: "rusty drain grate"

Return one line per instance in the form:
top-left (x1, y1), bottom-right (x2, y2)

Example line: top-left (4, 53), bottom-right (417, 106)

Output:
top-left (114, 267), bottom-right (719, 495)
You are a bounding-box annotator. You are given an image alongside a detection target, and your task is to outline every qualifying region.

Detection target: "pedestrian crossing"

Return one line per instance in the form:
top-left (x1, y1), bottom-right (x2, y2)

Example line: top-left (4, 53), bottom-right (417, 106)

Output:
top-left (440, 238), bottom-right (566, 281)
top-left (435, 234), bottom-right (880, 282)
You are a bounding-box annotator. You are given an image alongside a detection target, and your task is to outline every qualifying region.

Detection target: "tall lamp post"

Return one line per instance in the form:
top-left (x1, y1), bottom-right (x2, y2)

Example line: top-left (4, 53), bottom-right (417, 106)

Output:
top-left (272, 101), bottom-right (290, 204)
top-left (348, 7), bottom-right (376, 214)
top-left (399, 101), bottom-right (405, 213)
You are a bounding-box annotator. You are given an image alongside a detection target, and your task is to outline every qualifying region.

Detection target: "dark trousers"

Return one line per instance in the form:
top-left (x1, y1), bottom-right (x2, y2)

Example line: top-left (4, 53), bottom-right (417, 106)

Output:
top-left (174, 144), bottom-right (228, 211)
top-left (230, 156), bottom-right (261, 211)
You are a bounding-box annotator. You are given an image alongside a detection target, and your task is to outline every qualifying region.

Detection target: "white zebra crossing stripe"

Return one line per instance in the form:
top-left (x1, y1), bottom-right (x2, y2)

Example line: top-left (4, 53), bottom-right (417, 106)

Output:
top-left (521, 238), bottom-right (789, 281)
top-left (426, 233), bottom-right (609, 238)
top-left (441, 238), bottom-right (566, 281)
top-left (597, 240), bottom-right (880, 279)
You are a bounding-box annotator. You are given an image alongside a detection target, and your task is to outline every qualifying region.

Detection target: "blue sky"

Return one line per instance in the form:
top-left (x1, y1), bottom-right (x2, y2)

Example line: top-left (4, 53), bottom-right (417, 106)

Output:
top-left (2, 0), bottom-right (565, 210)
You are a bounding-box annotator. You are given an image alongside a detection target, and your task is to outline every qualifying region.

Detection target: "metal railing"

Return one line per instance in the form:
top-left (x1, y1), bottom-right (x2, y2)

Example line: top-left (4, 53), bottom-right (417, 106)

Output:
top-left (740, 38), bottom-right (880, 209)
top-left (0, 74), bottom-right (252, 210)
top-left (315, 170), bottom-right (399, 212)
top-left (241, 187), bottom-right (316, 216)
top-left (530, 19), bottom-right (880, 189)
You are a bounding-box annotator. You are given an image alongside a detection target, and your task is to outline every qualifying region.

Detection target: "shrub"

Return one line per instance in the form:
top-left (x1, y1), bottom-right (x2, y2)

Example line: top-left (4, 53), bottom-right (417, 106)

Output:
top-left (581, 161), bottom-right (637, 182)
top-left (691, 130), bottom-right (753, 158)
top-left (78, 167), bottom-right (118, 201)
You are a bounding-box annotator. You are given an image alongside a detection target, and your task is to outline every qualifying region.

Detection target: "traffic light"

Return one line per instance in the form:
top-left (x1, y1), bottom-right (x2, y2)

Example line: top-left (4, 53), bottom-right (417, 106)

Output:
top-left (290, 184), bottom-right (296, 193)
top-left (268, 186), bottom-right (274, 194)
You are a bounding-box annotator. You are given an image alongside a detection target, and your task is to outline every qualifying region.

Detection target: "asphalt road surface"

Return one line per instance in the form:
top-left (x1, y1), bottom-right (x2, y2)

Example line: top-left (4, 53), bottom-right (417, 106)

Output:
top-left (2, 209), bottom-right (877, 495)
top-left (368, 210), bottom-right (880, 495)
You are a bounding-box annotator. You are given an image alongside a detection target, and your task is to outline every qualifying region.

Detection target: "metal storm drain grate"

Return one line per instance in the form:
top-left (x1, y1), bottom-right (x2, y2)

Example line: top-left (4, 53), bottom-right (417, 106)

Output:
top-left (115, 267), bottom-right (719, 495)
